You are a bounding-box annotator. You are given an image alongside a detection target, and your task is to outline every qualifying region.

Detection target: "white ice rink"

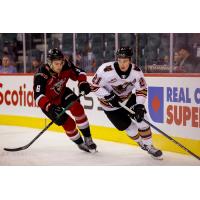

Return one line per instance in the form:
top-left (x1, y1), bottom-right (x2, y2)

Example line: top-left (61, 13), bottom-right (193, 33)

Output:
top-left (0, 125), bottom-right (199, 166)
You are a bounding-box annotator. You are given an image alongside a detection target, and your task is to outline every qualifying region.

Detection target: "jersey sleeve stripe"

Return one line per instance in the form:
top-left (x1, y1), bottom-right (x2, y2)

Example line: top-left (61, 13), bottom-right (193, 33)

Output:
top-left (136, 89), bottom-right (147, 97)
top-left (36, 94), bottom-right (49, 109)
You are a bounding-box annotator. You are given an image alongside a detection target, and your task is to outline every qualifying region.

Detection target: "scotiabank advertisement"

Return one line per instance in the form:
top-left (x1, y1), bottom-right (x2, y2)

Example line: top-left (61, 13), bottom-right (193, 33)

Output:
top-left (0, 75), bottom-right (200, 141)
top-left (0, 75), bottom-right (45, 118)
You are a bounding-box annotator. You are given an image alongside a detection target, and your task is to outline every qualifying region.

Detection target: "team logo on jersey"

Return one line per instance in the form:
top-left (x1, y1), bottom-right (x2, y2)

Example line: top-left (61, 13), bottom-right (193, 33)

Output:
top-left (112, 82), bottom-right (133, 94)
top-left (51, 78), bottom-right (66, 94)
top-left (148, 87), bottom-right (164, 123)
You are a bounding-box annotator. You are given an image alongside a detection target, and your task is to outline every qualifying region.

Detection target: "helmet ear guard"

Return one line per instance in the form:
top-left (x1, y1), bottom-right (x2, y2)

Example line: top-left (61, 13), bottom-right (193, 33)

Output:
top-left (116, 47), bottom-right (133, 59)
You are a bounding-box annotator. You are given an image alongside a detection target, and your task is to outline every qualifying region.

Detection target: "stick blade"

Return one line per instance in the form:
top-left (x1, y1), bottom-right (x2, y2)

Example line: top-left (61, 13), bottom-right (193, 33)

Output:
top-left (4, 145), bottom-right (28, 152)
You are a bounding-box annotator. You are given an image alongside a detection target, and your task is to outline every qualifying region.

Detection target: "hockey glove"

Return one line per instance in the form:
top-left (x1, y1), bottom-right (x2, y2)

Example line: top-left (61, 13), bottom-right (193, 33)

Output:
top-left (132, 104), bottom-right (146, 122)
top-left (104, 92), bottom-right (121, 108)
top-left (79, 81), bottom-right (91, 95)
top-left (48, 104), bottom-right (68, 125)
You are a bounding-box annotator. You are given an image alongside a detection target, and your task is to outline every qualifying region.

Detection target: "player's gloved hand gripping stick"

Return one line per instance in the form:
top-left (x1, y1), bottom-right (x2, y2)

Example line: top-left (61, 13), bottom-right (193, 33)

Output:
top-left (4, 92), bottom-right (85, 152)
top-left (119, 102), bottom-right (200, 161)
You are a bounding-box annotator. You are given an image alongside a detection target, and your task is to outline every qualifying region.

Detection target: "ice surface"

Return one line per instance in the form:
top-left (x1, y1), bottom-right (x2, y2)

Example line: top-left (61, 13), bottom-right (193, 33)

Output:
top-left (0, 125), bottom-right (199, 166)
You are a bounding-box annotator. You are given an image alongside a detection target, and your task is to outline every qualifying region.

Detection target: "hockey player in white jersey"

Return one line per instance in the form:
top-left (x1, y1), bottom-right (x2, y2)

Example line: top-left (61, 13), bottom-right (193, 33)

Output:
top-left (91, 47), bottom-right (163, 159)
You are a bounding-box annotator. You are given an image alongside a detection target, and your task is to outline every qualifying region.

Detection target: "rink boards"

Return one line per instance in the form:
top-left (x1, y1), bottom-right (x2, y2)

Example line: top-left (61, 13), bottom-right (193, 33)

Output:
top-left (0, 74), bottom-right (200, 155)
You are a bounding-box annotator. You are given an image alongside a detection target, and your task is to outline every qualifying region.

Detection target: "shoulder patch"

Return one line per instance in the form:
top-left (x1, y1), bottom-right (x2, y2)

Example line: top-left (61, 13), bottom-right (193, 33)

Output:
top-left (139, 77), bottom-right (146, 87)
top-left (134, 65), bottom-right (141, 71)
top-left (104, 65), bottom-right (113, 72)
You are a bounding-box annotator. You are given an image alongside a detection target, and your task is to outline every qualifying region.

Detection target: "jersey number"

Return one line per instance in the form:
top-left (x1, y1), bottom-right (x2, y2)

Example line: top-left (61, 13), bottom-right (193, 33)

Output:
top-left (36, 85), bottom-right (41, 92)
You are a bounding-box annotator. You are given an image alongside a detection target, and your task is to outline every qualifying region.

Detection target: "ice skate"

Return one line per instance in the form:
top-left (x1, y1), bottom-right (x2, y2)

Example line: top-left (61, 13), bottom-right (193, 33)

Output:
top-left (77, 143), bottom-right (91, 153)
top-left (137, 140), bottom-right (146, 151)
top-left (84, 137), bottom-right (97, 152)
top-left (144, 145), bottom-right (163, 160)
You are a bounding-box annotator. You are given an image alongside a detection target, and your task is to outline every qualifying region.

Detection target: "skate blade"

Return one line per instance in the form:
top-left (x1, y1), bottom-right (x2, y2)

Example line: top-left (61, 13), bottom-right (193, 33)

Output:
top-left (82, 150), bottom-right (91, 153)
top-left (78, 148), bottom-right (91, 153)
top-left (89, 149), bottom-right (98, 153)
top-left (151, 155), bottom-right (163, 160)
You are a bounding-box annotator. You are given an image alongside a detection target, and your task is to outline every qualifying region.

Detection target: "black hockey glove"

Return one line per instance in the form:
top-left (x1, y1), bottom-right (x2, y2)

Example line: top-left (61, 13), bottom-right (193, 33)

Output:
top-left (131, 104), bottom-right (146, 123)
top-left (79, 81), bottom-right (91, 95)
top-left (104, 92), bottom-right (121, 108)
top-left (48, 104), bottom-right (68, 125)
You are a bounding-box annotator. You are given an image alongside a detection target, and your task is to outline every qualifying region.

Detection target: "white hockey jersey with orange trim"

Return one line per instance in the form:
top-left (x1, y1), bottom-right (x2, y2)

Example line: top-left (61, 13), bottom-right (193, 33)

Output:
top-left (91, 61), bottom-right (147, 111)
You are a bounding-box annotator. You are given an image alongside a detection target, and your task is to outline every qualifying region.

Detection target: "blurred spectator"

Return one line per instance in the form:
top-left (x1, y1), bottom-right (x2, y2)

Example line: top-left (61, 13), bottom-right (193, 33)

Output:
top-left (173, 51), bottom-right (182, 72)
top-left (0, 54), bottom-right (17, 73)
top-left (63, 51), bottom-right (73, 63)
top-left (75, 52), bottom-right (82, 67)
top-left (84, 52), bottom-right (97, 73)
top-left (156, 55), bottom-right (169, 65)
top-left (176, 45), bottom-right (198, 73)
top-left (80, 46), bottom-right (97, 73)
top-left (29, 57), bottom-right (41, 73)
top-left (163, 55), bottom-right (169, 65)
top-left (174, 52), bottom-right (181, 66)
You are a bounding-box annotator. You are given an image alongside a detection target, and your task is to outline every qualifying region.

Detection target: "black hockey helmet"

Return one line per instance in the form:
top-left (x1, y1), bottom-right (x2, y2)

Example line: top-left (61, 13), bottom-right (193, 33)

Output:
top-left (116, 47), bottom-right (133, 58)
top-left (47, 48), bottom-right (64, 61)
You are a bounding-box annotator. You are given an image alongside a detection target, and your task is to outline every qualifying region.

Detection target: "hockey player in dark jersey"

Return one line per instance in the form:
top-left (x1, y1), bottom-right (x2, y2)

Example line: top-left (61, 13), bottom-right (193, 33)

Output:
top-left (33, 48), bottom-right (97, 152)
top-left (91, 47), bottom-right (162, 159)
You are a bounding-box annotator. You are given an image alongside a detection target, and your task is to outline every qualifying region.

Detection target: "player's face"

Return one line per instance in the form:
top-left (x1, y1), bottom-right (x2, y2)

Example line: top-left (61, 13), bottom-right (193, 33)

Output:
top-left (51, 59), bottom-right (64, 73)
top-left (118, 58), bottom-right (131, 72)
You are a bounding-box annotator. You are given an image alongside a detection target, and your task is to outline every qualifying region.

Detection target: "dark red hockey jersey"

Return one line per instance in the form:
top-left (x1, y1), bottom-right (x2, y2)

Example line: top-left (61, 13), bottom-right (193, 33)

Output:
top-left (33, 60), bottom-right (87, 110)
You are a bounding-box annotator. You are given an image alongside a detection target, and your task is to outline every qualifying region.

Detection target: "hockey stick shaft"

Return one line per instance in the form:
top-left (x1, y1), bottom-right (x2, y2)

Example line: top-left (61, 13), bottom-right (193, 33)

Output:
top-left (119, 102), bottom-right (200, 161)
top-left (4, 92), bottom-right (84, 152)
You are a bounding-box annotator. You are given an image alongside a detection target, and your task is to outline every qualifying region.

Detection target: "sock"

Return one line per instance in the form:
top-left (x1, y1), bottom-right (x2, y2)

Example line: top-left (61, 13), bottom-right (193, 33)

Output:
top-left (62, 116), bottom-right (84, 145)
top-left (125, 121), bottom-right (142, 143)
top-left (138, 127), bottom-right (152, 146)
top-left (70, 101), bottom-right (89, 130)
top-left (73, 136), bottom-right (84, 145)
top-left (79, 126), bottom-right (91, 137)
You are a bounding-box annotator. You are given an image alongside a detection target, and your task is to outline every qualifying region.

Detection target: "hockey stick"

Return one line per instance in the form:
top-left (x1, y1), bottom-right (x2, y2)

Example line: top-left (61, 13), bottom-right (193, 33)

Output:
top-left (119, 102), bottom-right (200, 161)
top-left (4, 92), bottom-right (84, 152)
